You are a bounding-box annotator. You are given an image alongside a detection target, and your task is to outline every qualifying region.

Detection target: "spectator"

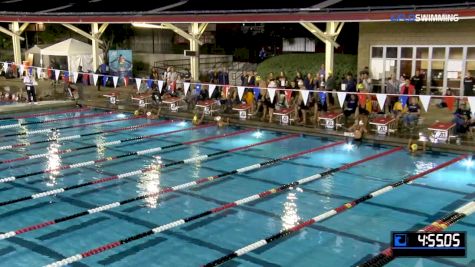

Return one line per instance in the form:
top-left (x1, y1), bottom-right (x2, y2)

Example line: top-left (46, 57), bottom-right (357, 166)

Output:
top-left (402, 96), bottom-right (421, 129)
top-left (464, 71), bottom-right (474, 96)
top-left (343, 93), bottom-right (358, 126)
top-left (240, 71), bottom-right (248, 86)
top-left (437, 88), bottom-right (453, 108)
top-left (247, 71), bottom-right (256, 86)
top-left (304, 73), bottom-right (314, 91)
top-left (259, 47), bottom-right (267, 61)
top-left (342, 73), bottom-right (356, 92)
top-left (294, 71), bottom-right (303, 85)
top-left (385, 74), bottom-right (400, 112)
top-left (400, 78), bottom-right (415, 95)
top-left (183, 68), bottom-right (191, 82)
top-left (361, 71), bottom-right (373, 93)
top-left (325, 71), bottom-right (336, 105)
top-left (318, 64), bottom-right (325, 80)
top-left (23, 71), bottom-right (38, 104)
top-left (411, 69), bottom-right (424, 95)
top-left (453, 108), bottom-right (470, 134)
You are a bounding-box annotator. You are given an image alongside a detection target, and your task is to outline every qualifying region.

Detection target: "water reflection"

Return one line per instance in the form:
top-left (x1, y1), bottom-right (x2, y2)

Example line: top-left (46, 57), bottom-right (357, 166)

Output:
top-left (95, 134), bottom-right (106, 159)
top-left (414, 160), bottom-right (436, 175)
top-left (45, 131), bottom-right (61, 187)
top-left (137, 156), bottom-right (162, 209)
top-left (281, 188), bottom-right (301, 230)
top-left (189, 145), bottom-right (201, 180)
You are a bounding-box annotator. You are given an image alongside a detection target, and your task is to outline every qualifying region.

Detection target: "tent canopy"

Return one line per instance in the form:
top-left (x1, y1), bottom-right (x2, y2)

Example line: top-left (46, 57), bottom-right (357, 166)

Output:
top-left (40, 38), bottom-right (103, 72)
top-left (41, 38), bottom-right (102, 56)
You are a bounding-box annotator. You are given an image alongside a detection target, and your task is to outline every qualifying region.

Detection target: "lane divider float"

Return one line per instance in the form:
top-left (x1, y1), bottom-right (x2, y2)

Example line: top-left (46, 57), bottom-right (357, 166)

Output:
top-left (0, 119), bottom-right (175, 152)
top-left (43, 146), bottom-right (402, 267)
top-left (0, 115), bottom-right (145, 138)
top-left (0, 126), bottom-right (246, 184)
top-left (0, 122), bottom-right (210, 164)
top-left (0, 107), bottom-right (90, 121)
top-left (0, 133), bottom-right (296, 207)
top-left (203, 154), bottom-right (467, 266)
top-left (0, 111), bottom-right (117, 130)
top-left (359, 200), bottom-right (475, 267)
top-left (0, 140), bottom-right (346, 240)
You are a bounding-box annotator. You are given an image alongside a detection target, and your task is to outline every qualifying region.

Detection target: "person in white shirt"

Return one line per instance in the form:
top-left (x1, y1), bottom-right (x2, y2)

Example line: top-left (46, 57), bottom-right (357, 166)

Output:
top-left (23, 72), bottom-right (38, 104)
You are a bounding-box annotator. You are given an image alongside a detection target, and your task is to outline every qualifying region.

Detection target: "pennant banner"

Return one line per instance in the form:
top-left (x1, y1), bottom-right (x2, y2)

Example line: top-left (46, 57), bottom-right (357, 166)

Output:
top-left (195, 84), bottom-right (201, 95)
top-left (2, 62), bottom-right (7, 73)
top-left (54, 69), bottom-right (60, 81)
top-left (72, 72), bottom-right (79, 83)
top-left (19, 65), bottom-right (24, 77)
top-left (319, 92), bottom-right (326, 105)
top-left (268, 88), bottom-right (276, 103)
top-left (376, 94), bottom-right (387, 109)
top-left (92, 74), bottom-right (98, 86)
top-left (103, 76), bottom-right (108, 87)
top-left (419, 95), bottom-right (431, 112)
top-left (237, 86), bottom-right (245, 101)
top-left (147, 79), bottom-right (153, 89)
top-left (28, 67), bottom-right (33, 75)
top-left (467, 97), bottom-right (475, 116)
top-left (184, 82), bottom-right (190, 95)
top-left (285, 90), bottom-right (292, 104)
top-left (158, 80), bottom-right (164, 93)
top-left (445, 96), bottom-right (455, 111)
top-left (124, 77), bottom-right (129, 87)
top-left (399, 95), bottom-right (409, 108)
top-left (223, 85), bottom-right (229, 98)
top-left (112, 76), bottom-right (119, 88)
top-left (253, 87), bottom-right (260, 101)
top-left (301, 90), bottom-right (310, 106)
top-left (337, 92), bottom-right (347, 108)
top-left (208, 84), bottom-right (216, 98)
top-left (135, 78), bottom-right (142, 92)
top-left (36, 67), bottom-right (42, 79)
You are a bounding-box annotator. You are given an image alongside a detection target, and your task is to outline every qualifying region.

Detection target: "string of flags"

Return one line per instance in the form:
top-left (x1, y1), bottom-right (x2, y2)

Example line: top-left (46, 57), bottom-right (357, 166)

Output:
top-left (2, 61), bottom-right (474, 114)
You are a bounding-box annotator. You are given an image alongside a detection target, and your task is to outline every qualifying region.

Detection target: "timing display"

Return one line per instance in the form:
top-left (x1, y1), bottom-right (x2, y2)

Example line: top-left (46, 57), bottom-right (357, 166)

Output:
top-left (391, 232), bottom-right (466, 257)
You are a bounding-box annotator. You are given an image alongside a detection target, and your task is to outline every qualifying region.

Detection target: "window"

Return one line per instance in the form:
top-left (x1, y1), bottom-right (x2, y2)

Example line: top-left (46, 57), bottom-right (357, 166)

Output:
top-left (372, 47), bottom-right (383, 58)
top-left (386, 47), bottom-right (397, 58)
top-left (401, 47), bottom-right (413, 59)
top-left (432, 48), bottom-right (445, 59)
top-left (416, 48), bottom-right (429, 59)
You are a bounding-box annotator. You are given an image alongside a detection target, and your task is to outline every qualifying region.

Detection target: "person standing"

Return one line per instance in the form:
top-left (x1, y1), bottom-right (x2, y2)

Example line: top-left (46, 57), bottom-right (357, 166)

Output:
top-left (23, 72), bottom-right (38, 104)
top-left (464, 71), bottom-right (474, 96)
top-left (325, 71), bottom-right (336, 106)
top-left (411, 69), bottom-right (424, 95)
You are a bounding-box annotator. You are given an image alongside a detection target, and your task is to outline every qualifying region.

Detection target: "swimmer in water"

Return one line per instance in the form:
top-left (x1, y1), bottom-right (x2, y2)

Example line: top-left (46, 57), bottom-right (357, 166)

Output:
top-left (408, 132), bottom-right (428, 154)
top-left (346, 119), bottom-right (368, 144)
top-left (215, 116), bottom-right (230, 128)
top-left (192, 111), bottom-right (205, 125)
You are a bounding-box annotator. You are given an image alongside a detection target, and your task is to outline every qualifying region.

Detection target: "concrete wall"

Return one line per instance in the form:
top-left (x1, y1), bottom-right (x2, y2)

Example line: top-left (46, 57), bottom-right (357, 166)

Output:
top-left (357, 20), bottom-right (475, 72)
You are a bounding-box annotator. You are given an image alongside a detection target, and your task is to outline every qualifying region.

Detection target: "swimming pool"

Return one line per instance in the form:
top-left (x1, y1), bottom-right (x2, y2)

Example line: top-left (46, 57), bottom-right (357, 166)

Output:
top-left (0, 107), bottom-right (473, 267)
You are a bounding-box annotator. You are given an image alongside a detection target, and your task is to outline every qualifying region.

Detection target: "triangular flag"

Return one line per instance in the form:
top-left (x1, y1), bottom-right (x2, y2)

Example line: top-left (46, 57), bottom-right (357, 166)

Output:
top-left (337, 92), bottom-right (347, 108)
top-left (158, 80), bottom-right (164, 93)
top-left (253, 87), bottom-right (260, 101)
top-left (28, 67), bottom-right (33, 75)
top-left (357, 93), bottom-right (366, 107)
top-left (445, 96), bottom-right (455, 111)
top-left (319, 92), bottom-right (326, 105)
top-left (237, 86), bottom-right (245, 101)
top-left (208, 84), bottom-right (216, 98)
top-left (223, 85), bottom-right (229, 98)
top-left (72, 72), bottom-right (79, 83)
top-left (184, 82), bottom-right (191, 95)
top-left (147, 79), bottom-right (153, 89)
top-left (301, 90), bottom-right (310, 106)
top-left (285, 90), bottom-right (292, 103)
top-left (19, 64), bottom-right (24, 76)
top-left (399, 95), bottom-right (409, 108)
top-left (195, 83), bottom-right (202, 95)
top-left (112, 76), bottom-right (119, 88)
top-left (93, 74), bottom-right (99, 86)
top-left (135, 78), bottom-right (142, 92)
top-left (268, 88), bottom-right (276, 103)
top-left (2, 62), bottom-right (7, 73)
top-left (36, 67), bottom-right (42, 79)
top-left (419, 95), bottom-right (431, 112)
top-left (376, 94), bottom-right (387, 109)
top-left (124, 77), bottom-right (129, 87)
top-left (54, 69), bottom-right (60, 81)
top-left (467, 97), bottom-right (475, 116)
top-left (103, 76), bottom-right (108, 86)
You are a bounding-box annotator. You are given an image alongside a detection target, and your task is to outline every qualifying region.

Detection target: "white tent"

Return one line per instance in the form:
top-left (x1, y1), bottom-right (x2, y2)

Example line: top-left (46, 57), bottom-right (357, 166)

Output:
top-left (40, 38), bottom-right (103, 73)
top-left (25, 45), bottom-right (48, 67)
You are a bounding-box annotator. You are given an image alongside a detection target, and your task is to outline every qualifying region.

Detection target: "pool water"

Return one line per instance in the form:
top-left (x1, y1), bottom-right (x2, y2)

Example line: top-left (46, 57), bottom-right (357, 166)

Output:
top-left (0, 108), bottom-right (473, 267)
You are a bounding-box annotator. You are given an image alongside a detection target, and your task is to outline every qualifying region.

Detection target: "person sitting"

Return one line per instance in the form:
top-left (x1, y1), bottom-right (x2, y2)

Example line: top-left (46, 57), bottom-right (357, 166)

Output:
top-left (343, 94), bottom-right (358, 126)
top-left (453, 108), bottom-right (470, 134)
top-left (402, 97), bottom-right (421, 129)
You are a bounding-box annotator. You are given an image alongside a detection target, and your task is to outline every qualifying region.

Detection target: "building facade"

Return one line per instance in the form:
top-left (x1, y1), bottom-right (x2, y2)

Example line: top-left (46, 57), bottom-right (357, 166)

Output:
top-left (358, 20), bottom-right (475, 95)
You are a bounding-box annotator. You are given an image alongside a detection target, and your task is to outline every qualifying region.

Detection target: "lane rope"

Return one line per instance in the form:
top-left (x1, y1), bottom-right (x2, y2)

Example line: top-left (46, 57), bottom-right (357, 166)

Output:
top-left (0, 111), bottom-right (117, 130)
top-left (0, 140), bottom-right (346, 240)
top-left (0, 126), bottom-right (246, 184)
top-left (359, 200), bottom-right (475, 267)
top-left (0, 121), bottom-right (210, 164)
top-left (43, 146), bottom-right (402, 267)
top-left (0, 133), bottom-right (296, 207)
top-left (0, 107), bottom-right (90, 120)
top-left (0, 120), bottom-right (174, 151)
top-left (0, 115), bottom-right (145, 138)
top-left (203, 154), bottom-right (467, 266)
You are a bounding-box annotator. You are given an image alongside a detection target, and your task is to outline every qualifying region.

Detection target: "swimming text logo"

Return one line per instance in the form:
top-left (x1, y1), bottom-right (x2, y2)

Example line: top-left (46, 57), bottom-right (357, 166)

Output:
top-left (390, 13), bottom-right (459, 22)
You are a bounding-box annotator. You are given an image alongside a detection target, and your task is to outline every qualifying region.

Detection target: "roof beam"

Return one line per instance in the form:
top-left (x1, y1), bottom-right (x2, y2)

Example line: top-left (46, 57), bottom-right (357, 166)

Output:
top-left (0, 25), bottom-right (25, 40)
top-left (97, 23), bottom-right (108, 38)
top-left (299, 22), bottom-right (339, 48)
top-left (62, 23), bottom-right (103, 44)
top-left (18, 22), bottom-right (29, 34)
top-left (197, 22), bottom-right (208, 38)
top-left (145, 0), bottom-right (188, 13)
top-left (162, 23), bottom-right (203, 45)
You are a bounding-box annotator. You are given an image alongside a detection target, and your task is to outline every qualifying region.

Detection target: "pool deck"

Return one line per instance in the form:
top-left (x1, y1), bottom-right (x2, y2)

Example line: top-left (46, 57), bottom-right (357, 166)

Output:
top-left (0, 100), bottom-right (76, 115)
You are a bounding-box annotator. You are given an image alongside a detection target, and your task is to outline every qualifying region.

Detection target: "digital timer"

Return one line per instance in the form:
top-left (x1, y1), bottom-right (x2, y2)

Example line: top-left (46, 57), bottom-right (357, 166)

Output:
top-left (391, 232), bottom-right (466, 257)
